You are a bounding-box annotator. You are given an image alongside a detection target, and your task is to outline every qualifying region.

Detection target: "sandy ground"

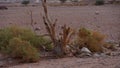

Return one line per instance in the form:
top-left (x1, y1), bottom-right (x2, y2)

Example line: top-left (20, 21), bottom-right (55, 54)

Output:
top-left (9, 56), bottom-right (120, 68)
top-left (0, 4), bottom-right (120, 42)
top-left (0, 4), bottom-right (120, 68)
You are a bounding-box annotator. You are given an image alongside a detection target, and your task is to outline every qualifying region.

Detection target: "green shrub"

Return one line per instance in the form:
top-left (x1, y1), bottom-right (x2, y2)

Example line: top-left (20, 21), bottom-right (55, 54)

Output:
top-left (0, 26), bottom-right (51, 52)
top-left (95, 0), bottom-right (104, 5)
top-left (30, 36), bottom-right (53, 51)
top-left (21, 0), bottom-right (30, 6)
top-left (0, 27), bottom-right (13, 51)
top-left (0, 26), bottom-right (34, 51)
top-left (8, 37), bottom-right (39, 62)
top-left (76, 28), bottom-right (105, 52)
top-left (59, 0), bottom-right (67, 3)
top-left (45, 43), bottom-right (53, 51)
top-left (70, 0), bottom-right (79, 2)
top-left (76, 28), bottom-right (91, 49)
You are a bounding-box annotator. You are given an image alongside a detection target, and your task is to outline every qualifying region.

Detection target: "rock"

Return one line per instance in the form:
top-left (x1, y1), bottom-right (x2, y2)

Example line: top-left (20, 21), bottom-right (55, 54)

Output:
top-left (100, 53), bottom-right (108, 57)
top-left (81, 47), bottom-right (92, 53)
top-left (7, 58), bottom-right (13, 63)
top-left (105, 52), bottom-right (112, 56)
top-left (34, 22), bottom-right (37, 25)
top-left (93, 53), bottom-right (107, 58)
top-left (106, 52), bottom-right (120, 56)
top-left (77, 52), bottom-right (92, 58)
top-left (35, 27), bottom-right (41, 31)
top-left (76, 47), bottom-right (92, 58)
top-left (66, 45), bottom-right (71, 53)
top-left (95, 11), bottom-right (99, 15)
top-left (114, 43), bottom-right (119, 47)
top-left (65, 45), bottom-right (74, 57)
top-left (0, 6), bottom-right (8, 10)
top-left (93, 53), bottom-right (100, 57)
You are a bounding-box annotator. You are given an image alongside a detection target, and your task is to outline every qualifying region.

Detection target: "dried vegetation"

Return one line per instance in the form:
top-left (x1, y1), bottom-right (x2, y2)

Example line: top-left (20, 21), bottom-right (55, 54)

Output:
top-left (0, 0), bottom-right (119, 64)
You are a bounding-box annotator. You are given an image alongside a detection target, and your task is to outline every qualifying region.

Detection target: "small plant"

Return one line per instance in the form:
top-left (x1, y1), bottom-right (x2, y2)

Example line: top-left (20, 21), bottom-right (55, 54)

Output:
top-left (59, 0), bottom-right (67, 3)
top-left (95, 0), bottom-right (104, 5)
top-left (86, 37), bottom-right (103, 52)
top-left (0, 26), bottom-right (50, 52)
top-left (30, 36), bottom-right (52, 51)
top-left (70, 0), bottom-right (79, 3)
top-left (21, 0), bottom-right (30, 6)
top-left (8, 37), bottom-right (39, 62)
top-left (0, 6), bottom-right (8, 10)
top-left (76, 28), bottom-right (91, 49)
top-left (76, 28), bottom-right (105, 52)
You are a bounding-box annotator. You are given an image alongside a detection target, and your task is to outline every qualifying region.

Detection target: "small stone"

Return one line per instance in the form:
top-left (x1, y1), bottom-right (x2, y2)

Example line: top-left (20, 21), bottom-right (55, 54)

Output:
top-left (106, 52), bottom-right (112, 56)
top-left (95, 11), bottom-right (99, 15)
top-left (65, 45), bottom-right (73, 56)
top-left (115, 44), bottom-right (119, 47)
top-left (81, 47), bottom-right (92, 53)
top-left (77, 52), bottom-right (92, 58)
top-left (93, 53), bottom-right (108, 58)
top-left (7, 58), bottom-right (13, 63)
top-left (35, 27), bottom-right (41, 31)
top-left (34, 22), bottom-right (37, 25)
top-left (106, 52), bottom-right (118, 56)
top-left (93, 53), bottom-right (100, 57)
top-left (100, 53), bottom-right (108, 57)
top-left (76, 47), bottom-right (92, 58)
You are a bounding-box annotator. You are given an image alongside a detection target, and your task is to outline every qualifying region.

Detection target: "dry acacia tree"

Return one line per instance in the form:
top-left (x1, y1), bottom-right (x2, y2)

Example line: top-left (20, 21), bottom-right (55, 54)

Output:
top-left (41, 0), bottom-right (74, 57)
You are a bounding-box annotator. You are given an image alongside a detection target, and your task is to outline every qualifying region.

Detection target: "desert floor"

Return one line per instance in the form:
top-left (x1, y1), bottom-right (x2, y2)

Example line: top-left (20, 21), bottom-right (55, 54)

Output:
top-left (0, 4), bottom-right (120, 68)
top-left (9, 56), bottom-right (120, 68)
top-left (0, 4), bottom-right (120, 41)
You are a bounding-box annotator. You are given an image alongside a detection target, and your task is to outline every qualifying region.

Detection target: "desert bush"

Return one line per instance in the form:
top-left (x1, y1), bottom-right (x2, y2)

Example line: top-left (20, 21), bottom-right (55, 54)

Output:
top-left (8, 37), bottom-right (39, 62)
top-left (59, 0), bottom-right (67, 3)
top-left (21, 0), bottom-right (30, 6)
top-left (86, 37), bottom-right (103, 52)
top-left (0, 26), bottom-right (33, 51)
top-left (0, 6), bottom-right (8, 10)
top-left (0, 26), bottom-right (51, 52)
top-left (76, 28), bottom-right (91, 49)
top-left (0, 27), bottom-right (13, 51)
top-left (30, 36), bottom-right (53, 51)
top-left (76, 28), bottom-right (105, 52)
top-left (70, 0), bottom-right (79, 2)
top-left (95, 0), bottom-right (104, 5)
top-left (92, 31), bottom-right (105, 42)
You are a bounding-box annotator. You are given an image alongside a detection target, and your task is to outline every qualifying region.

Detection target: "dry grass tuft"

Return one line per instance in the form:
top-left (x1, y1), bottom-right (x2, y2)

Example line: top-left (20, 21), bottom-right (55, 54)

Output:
top-left (8, 37), bottom-right (40, 62)
top-left (76, 28), bottom-right (105, 52)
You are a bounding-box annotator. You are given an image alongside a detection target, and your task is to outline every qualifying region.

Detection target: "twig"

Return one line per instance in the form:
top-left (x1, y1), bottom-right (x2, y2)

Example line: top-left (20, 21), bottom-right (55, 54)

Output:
top-left (28, 10), bottom-right (36, 34)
